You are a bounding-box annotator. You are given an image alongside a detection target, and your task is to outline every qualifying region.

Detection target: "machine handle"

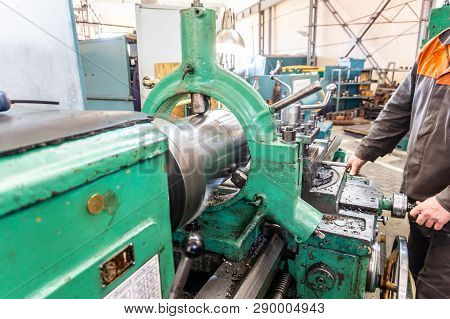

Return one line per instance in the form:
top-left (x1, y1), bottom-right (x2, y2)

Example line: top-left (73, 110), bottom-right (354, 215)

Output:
top-left (168, 255), bottom-right (193, 299)
top-left (270, 76), bottom-right (292, 96)
top-left (299, 83), bottom-right (337, 111)
top-left (168, 232), bottom-right (204, 298)
top-left (270, 82), bottom-right (322, 113)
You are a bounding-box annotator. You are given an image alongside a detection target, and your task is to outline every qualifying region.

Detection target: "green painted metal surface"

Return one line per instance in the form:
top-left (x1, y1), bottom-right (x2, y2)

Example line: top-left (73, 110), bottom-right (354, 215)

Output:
top-left (143, 6), bottom-right (323, 254)
top-left (332, 149), bottom-right (346, 162)
top-left (294, 243), bottom-right (369, 299)
top-left (0, 123), bottom-right (174, 298)
top-left (396, 136), bottom-right (409, 151)
top-left (0, 124), bottom-right (166, 214)
top-left (379, 196), bottom-right (393, 213)
top-left (174, 203), bottom-right (264, 261)
top-left (425, 4), bottom-right (450, 43)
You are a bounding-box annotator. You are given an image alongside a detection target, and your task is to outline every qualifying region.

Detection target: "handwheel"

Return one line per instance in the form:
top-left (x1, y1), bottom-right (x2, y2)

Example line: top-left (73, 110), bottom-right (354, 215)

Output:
top-left (380, 236), bottom-right (410, 299)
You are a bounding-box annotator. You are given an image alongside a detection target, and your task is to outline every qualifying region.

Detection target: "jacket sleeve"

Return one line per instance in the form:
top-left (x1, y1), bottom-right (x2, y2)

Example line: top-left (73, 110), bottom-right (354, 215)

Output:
top-left (355, 64), bottom-right (417, 161)
top-left (436, 186), bottom-right (450, 212)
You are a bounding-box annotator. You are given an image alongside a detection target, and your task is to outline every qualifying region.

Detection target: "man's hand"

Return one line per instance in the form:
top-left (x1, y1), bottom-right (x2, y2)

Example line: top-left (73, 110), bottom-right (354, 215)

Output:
top-left (346, 155), bottom-right (367, 176)
top-left (410, 196), bottom-right (450, 231)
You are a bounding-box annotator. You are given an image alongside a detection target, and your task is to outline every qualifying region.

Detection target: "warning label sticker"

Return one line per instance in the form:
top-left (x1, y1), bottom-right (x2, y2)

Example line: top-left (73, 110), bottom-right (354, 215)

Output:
top-left (105, 254), bottom-right (162, 299)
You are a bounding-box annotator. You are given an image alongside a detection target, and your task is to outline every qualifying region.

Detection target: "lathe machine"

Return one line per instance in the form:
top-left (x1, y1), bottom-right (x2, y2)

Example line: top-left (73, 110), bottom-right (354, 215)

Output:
top-left (0, 2), bottom-right (412, 299)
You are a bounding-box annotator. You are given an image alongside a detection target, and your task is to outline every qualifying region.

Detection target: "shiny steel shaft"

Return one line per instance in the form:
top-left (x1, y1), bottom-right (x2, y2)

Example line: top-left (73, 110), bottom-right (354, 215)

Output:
top-left (271, 82), bottom-right (322, 112)
top-left (154, 110), bottom-right (249, 229)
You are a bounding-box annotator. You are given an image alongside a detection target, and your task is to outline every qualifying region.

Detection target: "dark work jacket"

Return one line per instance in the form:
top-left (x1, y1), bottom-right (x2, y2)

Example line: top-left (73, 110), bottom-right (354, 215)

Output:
top-left (355, 28), bottom-right (450, 210)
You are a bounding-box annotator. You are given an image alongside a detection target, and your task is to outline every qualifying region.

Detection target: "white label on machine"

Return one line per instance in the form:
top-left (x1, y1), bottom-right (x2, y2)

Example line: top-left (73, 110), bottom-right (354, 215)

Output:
top-left (105, 254), bottom-right (162, 299)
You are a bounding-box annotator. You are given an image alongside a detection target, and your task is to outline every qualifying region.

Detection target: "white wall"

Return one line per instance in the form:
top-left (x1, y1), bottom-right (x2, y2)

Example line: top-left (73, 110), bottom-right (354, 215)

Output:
top-left (236, 0), bottom-right (432, 82)
top-left (0, 0), bottom-right (86, 109)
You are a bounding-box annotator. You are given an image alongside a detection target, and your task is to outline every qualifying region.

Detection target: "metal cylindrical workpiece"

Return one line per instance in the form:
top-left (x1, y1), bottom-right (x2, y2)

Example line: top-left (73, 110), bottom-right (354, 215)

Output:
top-left (154, 110), bottom-right (249, 229)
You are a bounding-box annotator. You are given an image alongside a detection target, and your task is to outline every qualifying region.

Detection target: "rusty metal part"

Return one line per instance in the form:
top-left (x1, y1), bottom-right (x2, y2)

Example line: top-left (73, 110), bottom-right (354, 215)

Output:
top-left (381, 249), bottom-right (399, 299)
top-left (380, 236), bottom-right (409, 298)
top-left (100, 244), bottom-right (135, 287)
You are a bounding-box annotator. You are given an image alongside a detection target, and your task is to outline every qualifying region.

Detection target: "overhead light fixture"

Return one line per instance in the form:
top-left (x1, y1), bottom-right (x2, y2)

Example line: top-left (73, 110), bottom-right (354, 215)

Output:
top-left (216, 8), bottom-right (245, 54)
top-left (216, 28), bottom-right (245, 53)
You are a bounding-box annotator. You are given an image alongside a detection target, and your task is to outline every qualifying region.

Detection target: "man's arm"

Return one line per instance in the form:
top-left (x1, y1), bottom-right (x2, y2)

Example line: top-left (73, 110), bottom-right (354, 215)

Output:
top-left (355, 64), bottom-right (417, 162)
top-left (347, 65), bottom-right (417, 175)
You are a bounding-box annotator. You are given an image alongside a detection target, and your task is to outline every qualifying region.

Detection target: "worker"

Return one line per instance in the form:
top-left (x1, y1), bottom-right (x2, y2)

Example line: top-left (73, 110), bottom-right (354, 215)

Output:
top-left (346, 28), bottom-right (450, 298)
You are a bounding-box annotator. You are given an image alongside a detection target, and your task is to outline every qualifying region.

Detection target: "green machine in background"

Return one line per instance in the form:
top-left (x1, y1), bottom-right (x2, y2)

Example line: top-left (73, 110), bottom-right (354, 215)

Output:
top-left (423, 1), bottom-right (450, 44)
top-left (0, 2), bottom-right (412, 299)
top-left (80, 36), bottom-right (136, 111)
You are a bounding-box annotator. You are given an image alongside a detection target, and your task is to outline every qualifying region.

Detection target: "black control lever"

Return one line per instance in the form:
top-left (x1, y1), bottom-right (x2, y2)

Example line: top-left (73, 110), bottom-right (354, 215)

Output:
top-left (168, 232), bottom-right (204, 298)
